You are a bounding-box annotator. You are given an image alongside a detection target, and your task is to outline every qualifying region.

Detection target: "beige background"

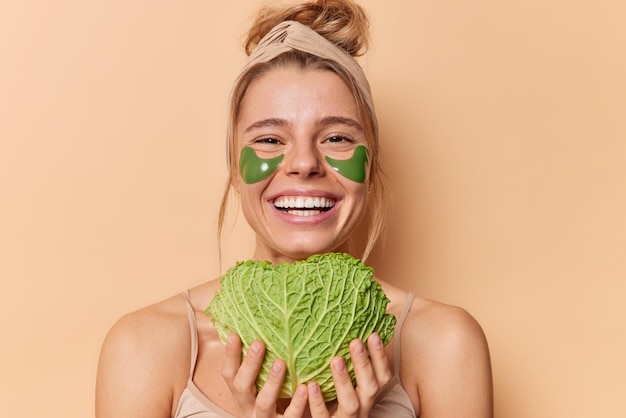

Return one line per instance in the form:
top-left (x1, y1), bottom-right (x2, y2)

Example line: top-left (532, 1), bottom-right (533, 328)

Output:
top-left (1, 0), bottom-right (625, 417)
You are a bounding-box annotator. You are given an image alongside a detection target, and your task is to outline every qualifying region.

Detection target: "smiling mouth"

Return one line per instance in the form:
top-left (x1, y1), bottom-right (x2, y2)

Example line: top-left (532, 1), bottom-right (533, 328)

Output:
top-left (273, 196), bottom-right (336, 216)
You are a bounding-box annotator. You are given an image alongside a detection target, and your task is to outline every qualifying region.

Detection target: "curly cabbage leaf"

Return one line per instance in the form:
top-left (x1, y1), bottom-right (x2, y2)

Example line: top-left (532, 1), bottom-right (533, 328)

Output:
top-left (206, 252), bottom-right (396, 401)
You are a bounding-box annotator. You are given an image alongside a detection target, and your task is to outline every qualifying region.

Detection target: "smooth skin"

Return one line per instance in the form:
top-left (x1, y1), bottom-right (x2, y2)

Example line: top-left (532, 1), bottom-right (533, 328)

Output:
top-left (96, 67), bottom-right (493, 417)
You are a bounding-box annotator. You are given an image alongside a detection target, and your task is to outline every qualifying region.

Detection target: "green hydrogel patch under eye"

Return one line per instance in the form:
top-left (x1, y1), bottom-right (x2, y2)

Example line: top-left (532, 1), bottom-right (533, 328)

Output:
top-left (239, 146), bottom-right (284, 184)
top-left (325, 145), bottom-right (369, 183)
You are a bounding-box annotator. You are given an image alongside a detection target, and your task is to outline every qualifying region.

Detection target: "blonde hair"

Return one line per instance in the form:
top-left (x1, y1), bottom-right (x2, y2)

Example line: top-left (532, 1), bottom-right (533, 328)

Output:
top-left (218, 0), bottom-right (389, 262)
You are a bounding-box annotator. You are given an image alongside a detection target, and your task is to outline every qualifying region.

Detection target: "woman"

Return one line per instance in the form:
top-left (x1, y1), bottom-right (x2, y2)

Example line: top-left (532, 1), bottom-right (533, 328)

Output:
top-left (96, 1), bottom-right (493, 417)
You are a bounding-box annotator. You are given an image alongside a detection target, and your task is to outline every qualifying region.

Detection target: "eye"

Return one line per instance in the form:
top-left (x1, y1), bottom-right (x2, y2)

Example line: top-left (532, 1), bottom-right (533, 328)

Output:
top-left (325, 135), bottom-right (353, 144)
top-left (254, 136), bottom-right (282, 145)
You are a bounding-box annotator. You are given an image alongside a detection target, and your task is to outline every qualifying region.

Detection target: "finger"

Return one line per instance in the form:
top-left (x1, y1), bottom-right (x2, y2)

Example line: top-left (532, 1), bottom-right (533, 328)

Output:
top-left (282, 384), bottom-right (309, 418)
top-left (221, 332), bottom-right (243, 384)
top-left (366, 332), bottom-right (392, 384)
top-left (222, 335), bottom-right (265, 415)
top-left (307, 382), bottom-right (332, 418)
top-left (331, 356), bottom-right (360, 417)
top-left (349, 339), bottom-right (379, 402)
top-left (232, 339), bottom-right (265, 395)
top-left (254, 359), bottom-right (286, 417)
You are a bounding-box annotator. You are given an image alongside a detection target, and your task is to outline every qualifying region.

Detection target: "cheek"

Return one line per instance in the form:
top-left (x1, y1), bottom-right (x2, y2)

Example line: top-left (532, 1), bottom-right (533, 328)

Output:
top-left (343, 182), bottom-right (369, 215)
top-left (239, 181), bottom-right (266, 205)
top-left (239, 183), bottom-right (269, 227)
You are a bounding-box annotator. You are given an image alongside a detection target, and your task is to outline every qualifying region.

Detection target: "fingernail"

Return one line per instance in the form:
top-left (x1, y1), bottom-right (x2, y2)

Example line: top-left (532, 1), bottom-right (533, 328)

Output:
top-left (296, 385), bottom-right (307, 399)
top-left (226, 333), bottom-right (236, 347)
top-left (271, 360), bottom-right (283, 375)
top-left (249, 340), bottom-right (261, 355)
top-left (308, 382), bottom-right (320, 394)
top-left (332, 357), bottom-right (345, 371)
top-left (370, 332), bottom-right (383, 348)
top-left (352, 339), bottom-right (365, 354)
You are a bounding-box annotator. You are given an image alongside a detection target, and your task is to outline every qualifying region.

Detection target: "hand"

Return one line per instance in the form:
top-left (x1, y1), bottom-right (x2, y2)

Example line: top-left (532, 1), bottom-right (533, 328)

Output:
top-left (222, 332), bottom-right (392, 418)
top-left (308, 333), bottom-right (392, 418)
top-left (222, 332), bottom-right (309, 418)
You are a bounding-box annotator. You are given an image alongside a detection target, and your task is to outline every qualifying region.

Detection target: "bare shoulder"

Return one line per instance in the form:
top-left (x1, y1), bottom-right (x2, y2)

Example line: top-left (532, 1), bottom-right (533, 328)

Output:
top-left (378, 281), bottom-right (488, 346)
top-left (401, 295), bottom-right (494, 417)
top-left (96, 294), bottom-right (191, 417)
top-left (404, 296), bottom-right (489, 351)
top-left (99, 295), bottom-right (190, 367)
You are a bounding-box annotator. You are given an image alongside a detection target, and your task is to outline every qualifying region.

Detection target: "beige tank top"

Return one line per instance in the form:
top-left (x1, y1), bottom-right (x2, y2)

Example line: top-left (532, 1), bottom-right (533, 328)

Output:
top-left (174, 290), bottom-right (416, 418)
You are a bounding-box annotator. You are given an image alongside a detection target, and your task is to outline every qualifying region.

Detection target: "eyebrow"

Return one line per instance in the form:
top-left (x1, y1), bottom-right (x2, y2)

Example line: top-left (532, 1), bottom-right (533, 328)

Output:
top-left (244, 118), bottom-right (290, 133)
top-left (319, 116), bottom-right (363, 131)
top-left (244, 116), bottom-right (363, 133)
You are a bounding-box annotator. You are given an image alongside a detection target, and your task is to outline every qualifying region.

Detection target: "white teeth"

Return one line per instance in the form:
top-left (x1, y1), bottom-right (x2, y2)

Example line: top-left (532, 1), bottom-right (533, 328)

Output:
top-left (274, 196), bottom-right (335, 210)
top-left (286, 209), bottom-right (322, 216)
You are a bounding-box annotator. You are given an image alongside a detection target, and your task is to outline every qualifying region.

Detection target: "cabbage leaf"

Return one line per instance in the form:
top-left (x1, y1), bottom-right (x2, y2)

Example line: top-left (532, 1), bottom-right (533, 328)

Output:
top-left (206, 252), bottom-right (396, 401)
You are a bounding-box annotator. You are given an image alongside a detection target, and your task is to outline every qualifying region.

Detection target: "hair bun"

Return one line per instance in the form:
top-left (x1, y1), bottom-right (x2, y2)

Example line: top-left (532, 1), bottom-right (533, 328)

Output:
top-left (245, 0), bottom-right (370, 57)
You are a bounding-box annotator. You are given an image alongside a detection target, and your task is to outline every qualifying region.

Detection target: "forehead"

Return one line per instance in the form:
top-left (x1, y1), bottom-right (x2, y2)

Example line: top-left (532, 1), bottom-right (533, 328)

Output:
top-left (237, 66), bottom-right (360, 125)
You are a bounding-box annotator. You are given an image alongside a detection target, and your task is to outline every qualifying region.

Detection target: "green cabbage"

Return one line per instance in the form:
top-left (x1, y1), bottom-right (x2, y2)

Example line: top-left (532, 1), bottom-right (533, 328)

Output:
top-left (206, 252), bottom-right (396, 401)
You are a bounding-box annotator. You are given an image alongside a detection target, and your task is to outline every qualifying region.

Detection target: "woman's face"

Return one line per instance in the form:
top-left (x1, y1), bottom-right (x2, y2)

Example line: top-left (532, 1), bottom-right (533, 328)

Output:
top-left (235, 66), bottom-right (370, 263)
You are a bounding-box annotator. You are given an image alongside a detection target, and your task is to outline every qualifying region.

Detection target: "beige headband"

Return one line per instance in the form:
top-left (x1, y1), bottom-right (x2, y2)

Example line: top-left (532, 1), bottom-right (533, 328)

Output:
top-left (227, 20), bottom-right (377, 166)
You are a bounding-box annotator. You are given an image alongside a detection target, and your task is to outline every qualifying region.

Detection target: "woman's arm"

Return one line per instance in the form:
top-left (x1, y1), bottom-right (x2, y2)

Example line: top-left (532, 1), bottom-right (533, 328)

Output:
top-left (96, 309), bottom-right (187, 418)
top-left (404, 303), bottom-right (494, 418)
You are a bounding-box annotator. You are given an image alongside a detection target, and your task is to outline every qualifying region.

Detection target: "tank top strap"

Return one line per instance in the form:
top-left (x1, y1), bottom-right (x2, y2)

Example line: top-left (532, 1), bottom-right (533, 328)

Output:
top-left (182, 289), bottom-right (199, 380)
top-left (393, 292), bottom-right (415, 378)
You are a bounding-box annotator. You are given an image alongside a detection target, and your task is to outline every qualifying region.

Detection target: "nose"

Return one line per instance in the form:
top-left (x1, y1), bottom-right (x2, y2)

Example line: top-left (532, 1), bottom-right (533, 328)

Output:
top-left (283, 142), bottom-right (325, 178)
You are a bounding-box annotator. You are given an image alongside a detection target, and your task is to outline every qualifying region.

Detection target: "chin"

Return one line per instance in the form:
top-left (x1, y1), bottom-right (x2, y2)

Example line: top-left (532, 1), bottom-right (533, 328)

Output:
top-left (281, 246), bottom-right (336, 260)
top-left (260, 238), bottom-right (348, 263)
